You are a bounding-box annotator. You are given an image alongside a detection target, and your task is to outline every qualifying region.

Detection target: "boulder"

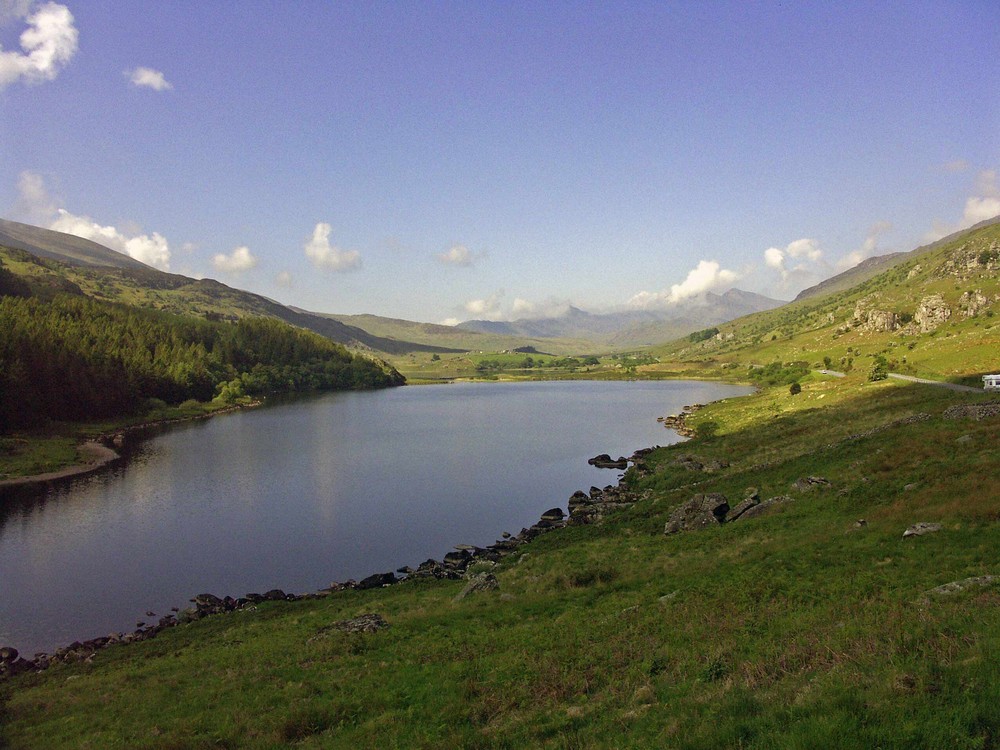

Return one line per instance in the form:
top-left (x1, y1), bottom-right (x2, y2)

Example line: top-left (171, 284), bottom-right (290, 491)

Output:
top-left (791, 476), bottom-right (831, 492)
top-left (332, 613), bottom-right (390, 634)
top-left (903, 522), bottom-right (942, 538)
top-left (733, 495), bottom-right (794, 521)
top-left (356, 572), bottom-right (397, 590)
top-left (453, 573), bottom-right (500, 602)
top-left (664, 493), bottom-right (729, 534)
top-left (540, 507), bottom-right (565, 522)
top-left (726, 489), bottom-right (761, 522)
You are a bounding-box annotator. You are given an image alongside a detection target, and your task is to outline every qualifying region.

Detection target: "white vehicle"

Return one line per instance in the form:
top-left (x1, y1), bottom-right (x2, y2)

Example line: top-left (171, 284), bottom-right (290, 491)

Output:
top-left (984, 374), bottom-right (1000, 391)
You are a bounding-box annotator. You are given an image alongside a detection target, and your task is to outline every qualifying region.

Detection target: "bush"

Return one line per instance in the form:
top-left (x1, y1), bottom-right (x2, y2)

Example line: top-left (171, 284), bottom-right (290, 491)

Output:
top-left (789, 382), bottom-right (802, 396)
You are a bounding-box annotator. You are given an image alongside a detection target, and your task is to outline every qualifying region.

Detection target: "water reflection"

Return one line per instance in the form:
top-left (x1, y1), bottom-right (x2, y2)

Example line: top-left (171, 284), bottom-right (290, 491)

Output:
top-left (0, 380), bottom-right (750, 654)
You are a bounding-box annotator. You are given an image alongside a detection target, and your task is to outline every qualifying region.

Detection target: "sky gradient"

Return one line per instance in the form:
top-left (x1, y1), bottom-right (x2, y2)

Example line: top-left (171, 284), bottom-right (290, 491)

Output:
top-left (2, 1), bottom-right (998, 323)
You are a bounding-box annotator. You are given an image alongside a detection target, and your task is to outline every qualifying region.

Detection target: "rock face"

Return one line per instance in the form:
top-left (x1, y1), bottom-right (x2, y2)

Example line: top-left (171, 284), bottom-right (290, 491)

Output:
top-left (915, 294), bottom-right (951, 332)
top-left (664, 493), bottom-right (729, 534)
top-left (852, 297), bottom-right (900, 332)
top-left (959, 289), bottom-right (991, 318)
top-left (356, 572), bottom-right (397, 590)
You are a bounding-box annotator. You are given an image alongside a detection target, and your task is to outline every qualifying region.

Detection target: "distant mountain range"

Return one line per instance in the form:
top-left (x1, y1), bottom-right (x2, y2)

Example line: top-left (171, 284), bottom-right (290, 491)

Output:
top-left (457, 289), bottom-right (785, 347)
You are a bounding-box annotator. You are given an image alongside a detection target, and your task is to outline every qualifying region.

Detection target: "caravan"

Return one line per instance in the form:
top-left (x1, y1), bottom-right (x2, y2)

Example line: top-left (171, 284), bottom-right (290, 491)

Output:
top-left (984, 374), bottom-right (1000, 391)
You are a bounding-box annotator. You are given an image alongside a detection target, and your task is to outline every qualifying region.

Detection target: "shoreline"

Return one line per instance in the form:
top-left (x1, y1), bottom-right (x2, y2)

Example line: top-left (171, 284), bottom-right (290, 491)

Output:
top-left (0, 379), bottom-right (736, 670)
top-left (0, 400), bottom-right (261, 494)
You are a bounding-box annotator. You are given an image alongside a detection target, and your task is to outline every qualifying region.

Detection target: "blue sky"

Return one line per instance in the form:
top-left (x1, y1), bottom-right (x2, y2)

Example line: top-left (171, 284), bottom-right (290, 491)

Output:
top-left (2, 1), bottom-right (998, 323)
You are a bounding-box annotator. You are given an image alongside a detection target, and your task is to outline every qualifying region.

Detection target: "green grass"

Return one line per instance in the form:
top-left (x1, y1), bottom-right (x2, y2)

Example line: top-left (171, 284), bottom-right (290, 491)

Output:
top-left (3, 375), bottom-right (999, 748)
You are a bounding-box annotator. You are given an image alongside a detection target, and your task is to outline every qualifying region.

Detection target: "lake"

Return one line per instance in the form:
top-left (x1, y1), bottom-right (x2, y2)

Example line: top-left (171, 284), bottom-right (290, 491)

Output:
top-left (0, 379), bottom-right (750, 655)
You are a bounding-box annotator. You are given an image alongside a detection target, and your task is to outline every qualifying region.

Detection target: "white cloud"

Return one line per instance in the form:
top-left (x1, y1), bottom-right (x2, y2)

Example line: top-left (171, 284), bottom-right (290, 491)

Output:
top-left (304, 222), bottom-right (361, 271)
top-left (48, 209), bottom-right (170, 269)
top-left (275, 270), bottom-right (292, 287)
top-left (925, 168), bottom-right (1000, 242)
top-left (0, 2), bottom-right (78, 89)
top-left (463, 290), bottom-right (504, 318)
top-left (836, 221), bottom-right (892, 271)
top-left (436, 244), bottom-right (476, 266)
top-left (212, 245), bottom-right (257, 273)
top-left (127, 66), bottom-right (173, 91)
top-left (762, 238), bottom-right (823, 281)
top-left (439, 317), bottom-right (461, 326)
top-left (12, 169), bottom-right (57, 224)
top-left (628, 260), bottom-right (740, 309)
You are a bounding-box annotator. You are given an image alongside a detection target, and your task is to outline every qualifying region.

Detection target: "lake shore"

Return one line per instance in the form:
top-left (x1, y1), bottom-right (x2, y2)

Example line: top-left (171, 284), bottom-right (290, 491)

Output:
top-left (0, 400), bottom-right (261, 494)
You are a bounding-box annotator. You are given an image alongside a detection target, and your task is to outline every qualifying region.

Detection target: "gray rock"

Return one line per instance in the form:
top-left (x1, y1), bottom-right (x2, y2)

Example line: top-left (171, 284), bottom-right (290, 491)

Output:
top-left (733, 495), bottom-right (795, 521)
top-left (540, 507), bottom-right (565, 522)
top-left (926, 575), bottom-right (995, 597)
top-left (903, 522), bottom-right (942, 538)
top-left (791, 476), bottom-right (831, 492)
top-left (453, 573), bottom-right (500, 602)
top-left (334, 613), bottom-right (390, 634)
top-left (356, 572), bottom-right (397, 590)
top-left (664, 493), bottom-right (729, 534)
top-left (726, 488), bottom-right (761, 522)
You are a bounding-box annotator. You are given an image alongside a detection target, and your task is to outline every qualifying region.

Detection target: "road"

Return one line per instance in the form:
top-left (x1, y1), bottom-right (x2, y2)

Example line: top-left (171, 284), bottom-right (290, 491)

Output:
top-left (815, 369), bottom-right (984, 393)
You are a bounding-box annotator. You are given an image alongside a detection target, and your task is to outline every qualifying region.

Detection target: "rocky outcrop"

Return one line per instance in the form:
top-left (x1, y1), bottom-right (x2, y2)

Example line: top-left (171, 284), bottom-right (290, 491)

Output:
top-left (453, 573), bottom-right (500, 602)
top-left (663, 493), bottom-right (730, 534)
top-left (852, 297), bottom-right (900, 332)
top-left (791, 476), bottom-right (831, 492)
top-left (732, 495), bottom-right (794, 521)
top-left (903, 522), bottom-right (941, 538)
top-left (674, 454), bottom-right (730, 473)
top-left (959, 289), bottom-right (992, 318)
top-left (726, 488), bottom-right (761, 522)
top-left (588, 454), bottom-right (629, 470)
top-left (915, 294), bottom-right (951, 332)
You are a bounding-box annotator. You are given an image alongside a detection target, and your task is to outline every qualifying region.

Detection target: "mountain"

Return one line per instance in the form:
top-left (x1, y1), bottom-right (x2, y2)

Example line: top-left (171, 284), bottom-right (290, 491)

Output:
top-left (794, 215), bottom-right (1000, 302)
top-left (0, 218), bottom-right (149, 270)
top-left (0, 219), bottom-right (454, 356)
top-left (304, 311), bottom-right (592, 356)
top-left (457, 289), bottom-right (785, 347)
top-left (656, 216), bottom-right (1000, 382)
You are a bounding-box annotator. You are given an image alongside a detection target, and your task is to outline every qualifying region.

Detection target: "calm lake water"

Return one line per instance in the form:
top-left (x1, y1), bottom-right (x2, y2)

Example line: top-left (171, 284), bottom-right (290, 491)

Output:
top-left (0, 380), bottom-right (749, 655)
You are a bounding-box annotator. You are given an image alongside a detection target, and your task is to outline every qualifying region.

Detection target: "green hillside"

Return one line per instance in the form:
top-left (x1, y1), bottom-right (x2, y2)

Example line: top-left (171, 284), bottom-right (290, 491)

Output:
top-left (652, 220), bottom-right (1000, 385)
top-left (313, 311), bottom-right (595, 355)
top-left (3, 218), bottom-right (1000, 748)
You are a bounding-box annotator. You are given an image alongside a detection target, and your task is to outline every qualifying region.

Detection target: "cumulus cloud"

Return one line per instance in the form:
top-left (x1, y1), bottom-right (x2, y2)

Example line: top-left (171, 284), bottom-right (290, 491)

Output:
top-left (761, 238), bottom-right (822, 281)
top-left (439, 317), bottom-right (461, 326)
top-left (212, 245), bottom-right (257, 273)
top-left (925, 169), bottom-right (1000, 242)
top-left (275, 270), bottom-right (292, 287)
top-left (628, 260), bottom-right (740, 309)
top-left (304, 223), bottom-right (361, 271)
top-left (463, 290), bottom-right (504, 318)
top-left (436, 244), bottom-right (478, 266)
top-left (50, 209), bottom-right (172, 269)
top-left (836, 221), bottom-right (892, 270)
top-left (12, 169), bottom-right (57, 224)
top-left (0, 2), bottom-right (78, 89)
top-left (14, 170), bottom-right (173, 269)
top-left (127, 66), bottom-right (173, 91)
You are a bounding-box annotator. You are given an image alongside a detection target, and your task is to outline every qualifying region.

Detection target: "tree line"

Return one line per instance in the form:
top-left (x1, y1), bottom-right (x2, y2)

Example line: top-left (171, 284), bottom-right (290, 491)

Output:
top-left (0, 288), bottom-right (403, 432)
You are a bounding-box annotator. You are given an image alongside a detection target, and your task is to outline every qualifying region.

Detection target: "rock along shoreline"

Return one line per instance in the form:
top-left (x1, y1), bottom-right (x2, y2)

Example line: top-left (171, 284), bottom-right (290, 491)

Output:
top-left (0, 442), bottom-right (663, 682)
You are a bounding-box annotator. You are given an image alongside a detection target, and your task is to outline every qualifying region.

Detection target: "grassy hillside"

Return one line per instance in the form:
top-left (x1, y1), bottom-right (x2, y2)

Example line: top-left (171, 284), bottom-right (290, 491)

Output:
top-left (315, 311), bottom-right (592, 356)
top-left (2, 368), bottom-right (998, 748)
top-left (0, 218), bottom-right (149, 270)
top-left (651, 220), bottom-right (1000, 385)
